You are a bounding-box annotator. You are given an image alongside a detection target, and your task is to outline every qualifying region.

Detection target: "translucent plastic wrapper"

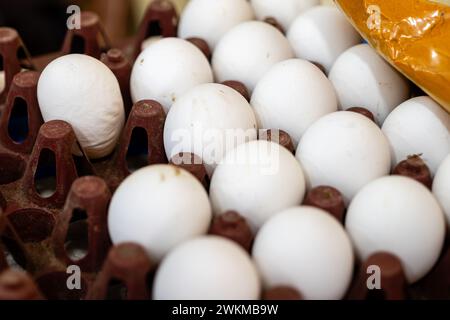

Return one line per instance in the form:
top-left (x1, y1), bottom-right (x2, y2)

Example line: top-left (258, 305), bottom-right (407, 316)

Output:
top-left (335, 0), bottom-right (450, 113)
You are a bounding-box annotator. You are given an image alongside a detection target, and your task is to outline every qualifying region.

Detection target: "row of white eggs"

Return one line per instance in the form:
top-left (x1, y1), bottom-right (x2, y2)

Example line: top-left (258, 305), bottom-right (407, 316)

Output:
top-left (37, 2), bottom-right (448, 164)
top-left (112, 156), bottom-right (450, 300)
top-left (33, 1), bottom-right (450, 299)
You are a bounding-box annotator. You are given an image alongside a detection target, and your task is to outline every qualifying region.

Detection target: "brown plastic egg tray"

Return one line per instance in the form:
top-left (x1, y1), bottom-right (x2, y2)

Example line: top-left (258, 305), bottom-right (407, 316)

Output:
top-left (0, 0), bottom-right (449, 300)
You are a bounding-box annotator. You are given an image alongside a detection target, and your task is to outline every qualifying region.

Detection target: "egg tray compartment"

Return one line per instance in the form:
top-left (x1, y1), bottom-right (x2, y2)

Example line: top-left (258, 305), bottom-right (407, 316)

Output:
top-left (0, 0), bottom-right (449, 300)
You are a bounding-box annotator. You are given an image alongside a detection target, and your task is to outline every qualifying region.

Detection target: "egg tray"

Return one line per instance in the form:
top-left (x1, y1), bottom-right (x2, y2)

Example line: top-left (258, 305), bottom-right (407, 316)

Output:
top-left (0, 0), bottom-right (449, 300)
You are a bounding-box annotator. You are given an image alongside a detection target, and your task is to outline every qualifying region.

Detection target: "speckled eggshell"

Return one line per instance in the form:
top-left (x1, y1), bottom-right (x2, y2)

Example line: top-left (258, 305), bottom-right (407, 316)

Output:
top-left (346, 176), bottom-right (446, 283)
top-left (153, 236), bottom-right (261, 300)
top-left (179, 0), bottom-right (254, 50)
top-left (251, 59), bottom-right (337, 145)
top-left (253, 206), bottom-right (354, 300)
top-left (296, 111), bottom-right (391, 204)
top-left (382, 96), bottom-right (450, 175)
top-left (212, 21), bottom-right (294, 92)
top-left (108, 165), bottom-right (212, 262)
top-left (210, 140), bottom-right (306, 231)
top-left (164, 83), bottom-right (258, 175)
top-left (287, 6), bottom-right (361, 73)
top-left (434, 154), bottom-right (450, 227)
top-left (250, 0), bottom-right (319, 31)
top-left (130, 38), bottom-right (213, 113)
top-left (329, 44), bottom-right (410, 125)
top-left (37, 54), bottom-right (125, 159)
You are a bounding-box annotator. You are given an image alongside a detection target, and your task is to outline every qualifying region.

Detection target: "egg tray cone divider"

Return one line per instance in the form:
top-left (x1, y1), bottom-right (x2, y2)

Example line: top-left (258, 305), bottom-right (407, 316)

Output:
top-left (51, 176), bottom-right (111, 273)
top-left (221, 81), bottom-right (251, 102)
top-left (0, 70), bottom-right (43, 193)
top-left (61, 11), bottom-right (111, 60)
top-left (93, 100), bottom-right (168, 192)
top-left (392, 155), bottom-right (433, 190)
top-left (0, 175), bottom-right (112, 300)
top-left (0, 71), bottom-right (43, 156)
top-left (186, 38), bottom-right (212, 61)
top-left (32, 175), bottom-right (111, 300)
top-left (133, 0), bottom-right (179, 60)
top-left (32, 10), bottom-right (114, 71)
top-left (0, 121), bottom-right (99, 279)
top-left (209, 211), bottom-right (254, 252)
top-left (101, 49), bottom-right (133, 116)
top-left (303, 186), bottom-right (346, 223)
top-left (346, 252), bottom-right (408, 300)
top-left (0, 27), bottom-right (35, 107)
top-left (258, 129), bottom-right (295, 154)
top-left (86, 242), bottom-right (154, 300)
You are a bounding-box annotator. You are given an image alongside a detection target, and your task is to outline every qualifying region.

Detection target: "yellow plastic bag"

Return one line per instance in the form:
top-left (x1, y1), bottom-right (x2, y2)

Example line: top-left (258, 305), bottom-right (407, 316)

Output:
top-left (335, 0), bottom-right (450, 113)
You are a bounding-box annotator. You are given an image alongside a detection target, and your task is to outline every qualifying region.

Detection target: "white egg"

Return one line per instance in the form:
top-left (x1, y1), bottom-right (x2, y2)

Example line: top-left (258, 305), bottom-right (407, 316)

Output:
top-left (346, 176), bottom-right (446, 283)
top-left (329, 44), bottom-right (410, 125)
top-left (130, 38), bottom-right (213, 113)
top-left (210, 140), bottom-right (306, 231)
top-left (37, 54), bottom-right (125, 159)
top-left (108, 164), bottom-right (212, 262)
top-left (382, 96), bottom-right (450, 175)
top-left (253, 206), bottom-right (354, 300)
top-left (433, 154), bottom-right (450, 227)
top-left (164, 83), bottom-right (257, 175)
top-left (296, 111), bottom-right (391, 204)
top-left (251, 59), bottom-right (337, 145)
top-left (287, 6), bottom-right (361, 73)
top-left (0, 71), bottom-right (5, 94)
top-left (153, 236), bottom-right (261, 300)
top-left (250, 0), bottom-right (319, 31)
top-left (179, 0), bottom-right (254, 50)
top-left (212, 21), bottom-right (294, 92)
top-left (140, 36), bottom-right (162, 51)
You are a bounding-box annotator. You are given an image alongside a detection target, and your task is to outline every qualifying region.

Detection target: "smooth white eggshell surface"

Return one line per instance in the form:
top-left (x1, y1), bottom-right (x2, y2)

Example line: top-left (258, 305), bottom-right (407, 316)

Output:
top-left (253, 206), bottom-right (354, 300)
top-left (287, 6), bottom-right (361, 73)
top-left (296, 111), bottom-right (391, 204)
top-left (329, 44), bottom-right (410, 125)
top-left (164, 83), bottom-right (257, 175)
top-left (250, 0), bottom-right (319, 31)
top-left (179, 0), bottom-right (254, 50)
top-left (346, 176), bottom-right (446, 283)
top-left (37, 54), bottom-right (125, 159)
top-left (153, 236), bottom-right (261, 300)
top-left (251, 59), bottom-right (337, 145)
top-left (382, 96), bottom-right (450, 175)
top-left (212, 21), bottom-right (294, 92)
top-left (131, 38), bottom-right (213, 112)
top-left (108, 165), bottom-right (212, 262)
top-left (210, 140), bottom-right (306, 231)
top-left (433, 154), bottom-right (450, 227)
top-left (141, 36), bottom-right (162, 51)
